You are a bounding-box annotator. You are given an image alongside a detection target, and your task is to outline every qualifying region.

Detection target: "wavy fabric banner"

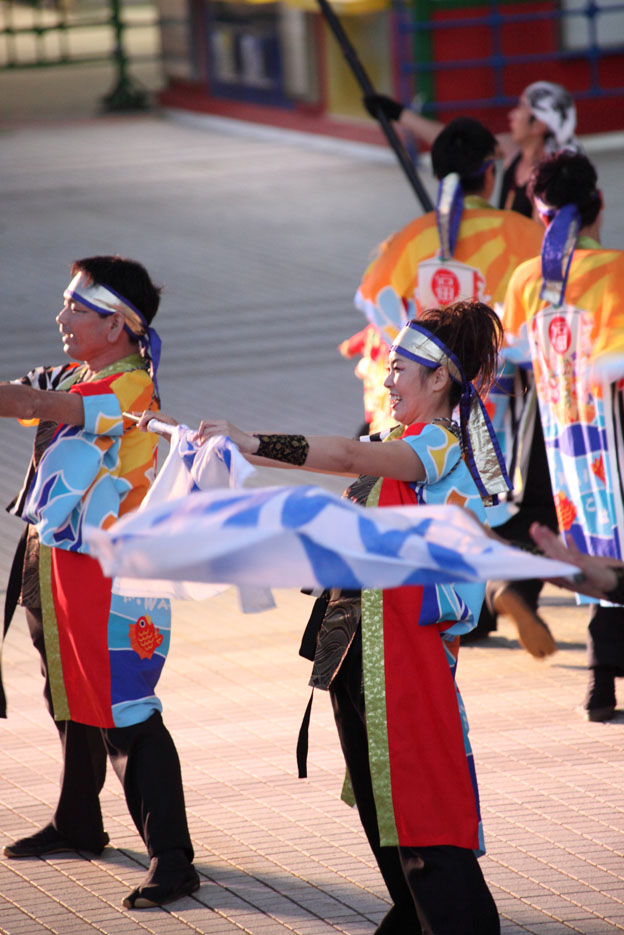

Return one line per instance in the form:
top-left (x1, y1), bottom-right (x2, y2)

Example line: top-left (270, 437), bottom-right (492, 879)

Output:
top-left (85, 443), bottom-right (577, 609)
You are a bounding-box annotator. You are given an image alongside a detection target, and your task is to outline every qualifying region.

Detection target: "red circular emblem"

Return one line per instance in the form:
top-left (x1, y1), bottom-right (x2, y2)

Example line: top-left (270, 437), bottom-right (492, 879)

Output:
top-left (431, 268), bottom-right (460, 305)
top-left (548, 316), bottom-right (571, 355)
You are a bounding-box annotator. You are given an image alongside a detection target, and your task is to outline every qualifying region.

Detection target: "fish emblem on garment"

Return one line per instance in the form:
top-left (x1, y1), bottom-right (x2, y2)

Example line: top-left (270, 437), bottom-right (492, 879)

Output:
top-left (554, 491), bottom-right (577, 532)
top-left (128, 615), bottom-right (163, 660)
top-left (591, 455), bottom-right (606, 485)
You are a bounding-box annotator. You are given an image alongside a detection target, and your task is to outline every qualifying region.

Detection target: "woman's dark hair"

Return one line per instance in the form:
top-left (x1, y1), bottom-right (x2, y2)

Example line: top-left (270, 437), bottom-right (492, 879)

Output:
top-left (431, 118), bottom-right (497, 195)
top-left (529, 152), bottom-right (601, 228)
top-left (416, 300), bottom-right (503, 408)
top-left (70, 255), bottom-right (162, 324)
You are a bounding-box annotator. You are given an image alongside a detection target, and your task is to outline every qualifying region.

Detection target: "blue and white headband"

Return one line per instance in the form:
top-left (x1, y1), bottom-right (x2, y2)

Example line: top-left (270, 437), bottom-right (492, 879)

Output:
top-left (64, 271), bottom-right (162, 393)
top-left (391, 321), bottom-right (511, 503)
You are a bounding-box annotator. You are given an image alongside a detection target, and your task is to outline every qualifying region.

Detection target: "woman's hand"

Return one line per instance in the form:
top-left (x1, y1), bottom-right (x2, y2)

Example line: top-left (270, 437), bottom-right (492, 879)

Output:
top-left (194, 419), bottom-right (259, 455)
top-left (529, 522), bottom-right (620, 599)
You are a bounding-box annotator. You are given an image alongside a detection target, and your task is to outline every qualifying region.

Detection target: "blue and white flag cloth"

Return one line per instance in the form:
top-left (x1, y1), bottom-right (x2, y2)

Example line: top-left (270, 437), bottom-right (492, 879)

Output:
top-left (86, 437), bottom-right (577, 610)
top-left (107, 425), bottom-right (274, 611)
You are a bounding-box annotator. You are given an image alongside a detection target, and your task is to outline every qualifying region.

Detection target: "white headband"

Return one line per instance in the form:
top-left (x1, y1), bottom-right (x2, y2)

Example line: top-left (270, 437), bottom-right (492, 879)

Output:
top-left (64, 271), bottom-right (146, 337)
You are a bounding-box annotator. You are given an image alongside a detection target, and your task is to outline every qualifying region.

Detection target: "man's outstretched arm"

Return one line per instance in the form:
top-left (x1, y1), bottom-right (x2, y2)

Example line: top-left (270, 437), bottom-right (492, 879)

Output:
top-left (0, 382), bottom-right (84, 425)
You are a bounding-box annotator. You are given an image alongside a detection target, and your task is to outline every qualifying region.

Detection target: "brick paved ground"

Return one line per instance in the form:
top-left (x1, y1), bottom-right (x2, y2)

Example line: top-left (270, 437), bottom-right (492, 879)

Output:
top-left (1, 112), bottom-right (624, 934)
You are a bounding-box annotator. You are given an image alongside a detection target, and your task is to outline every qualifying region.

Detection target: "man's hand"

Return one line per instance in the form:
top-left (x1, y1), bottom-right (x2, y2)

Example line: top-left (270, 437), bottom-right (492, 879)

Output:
top-left (134, 410), bottom-right (179, 435)
top-left (363, 94), bottom-right (404, 122)
top-left (529, 522), bottom-right (620, 599)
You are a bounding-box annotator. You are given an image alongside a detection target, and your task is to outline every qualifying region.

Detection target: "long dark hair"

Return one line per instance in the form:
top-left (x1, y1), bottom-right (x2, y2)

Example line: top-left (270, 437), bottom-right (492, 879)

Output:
top-left (417, 300), bottom-right (503, 407)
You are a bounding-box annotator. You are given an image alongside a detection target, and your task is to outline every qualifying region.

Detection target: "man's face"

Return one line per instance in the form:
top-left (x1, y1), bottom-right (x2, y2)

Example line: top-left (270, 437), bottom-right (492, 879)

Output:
top-left (56, 297), bottom-right (114, 362)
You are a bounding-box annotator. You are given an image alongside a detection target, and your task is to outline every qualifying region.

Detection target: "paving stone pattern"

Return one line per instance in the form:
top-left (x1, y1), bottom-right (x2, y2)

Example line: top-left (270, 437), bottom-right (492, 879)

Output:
top-left (1, 114), bottom-right (624, 933)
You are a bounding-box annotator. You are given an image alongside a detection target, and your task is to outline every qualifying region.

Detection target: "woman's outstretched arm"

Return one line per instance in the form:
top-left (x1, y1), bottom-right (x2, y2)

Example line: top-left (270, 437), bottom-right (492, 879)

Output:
top-left (194, 418), bottom-right (427, 483)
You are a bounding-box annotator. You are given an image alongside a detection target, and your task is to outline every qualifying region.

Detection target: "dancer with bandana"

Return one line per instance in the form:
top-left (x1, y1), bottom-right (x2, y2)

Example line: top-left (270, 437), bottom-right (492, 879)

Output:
top-left (503, 152), bottom-right (624, 721)
top-left (364, 81), bottom-right (579, 219)
top-left (350, 117), bottom-right (542, 432)
top-left (181, 300), bottom-right (507, 934)
top-left (345, 116), bottom-right (556, 657)
top-left (0, 256), bottom-right (199, 909)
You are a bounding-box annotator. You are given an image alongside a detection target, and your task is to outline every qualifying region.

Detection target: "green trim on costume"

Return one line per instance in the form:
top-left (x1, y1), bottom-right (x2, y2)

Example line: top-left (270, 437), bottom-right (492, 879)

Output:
top-left (464, 195), bottom-right (494, 211)
top-left (576, 235), bottom-right (602, 250)
top-left (360, 476), bottom-right (399, 847)
top-left (39, 545), bottom-right (70, 721)
top-left (341, 769), bottom-right (355, 808)
top-left (58, 353), bottom-right (147, 391)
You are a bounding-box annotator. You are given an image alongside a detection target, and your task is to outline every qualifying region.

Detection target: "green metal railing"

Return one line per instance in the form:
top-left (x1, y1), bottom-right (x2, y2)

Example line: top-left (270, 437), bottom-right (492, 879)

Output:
top-left (0, 0), bottom-right (160, 109)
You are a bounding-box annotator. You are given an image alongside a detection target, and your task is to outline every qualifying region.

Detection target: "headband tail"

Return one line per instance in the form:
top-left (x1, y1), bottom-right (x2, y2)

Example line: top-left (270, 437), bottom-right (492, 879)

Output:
top-left (460, 386), bottom-right (512, 504)
top-left (540, 203), bottom-right (580, 306)
top-left (138, 326), bottom-right (162, 399)
top-left (436, 173), bottom-right (464, 261)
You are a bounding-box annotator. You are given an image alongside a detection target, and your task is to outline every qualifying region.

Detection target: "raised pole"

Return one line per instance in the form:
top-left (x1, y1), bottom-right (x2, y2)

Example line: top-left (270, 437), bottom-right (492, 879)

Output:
top-left (315, 0), bottom-right (433, 212)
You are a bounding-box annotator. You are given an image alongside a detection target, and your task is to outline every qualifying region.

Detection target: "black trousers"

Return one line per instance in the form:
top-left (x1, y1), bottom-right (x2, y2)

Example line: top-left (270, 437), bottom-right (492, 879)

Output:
top-left (26, 608), bottom-right (193, 860)
top-left (329, 631), bottom-right (499, 935)
top-left (587, 603), bottom-right (624, 673)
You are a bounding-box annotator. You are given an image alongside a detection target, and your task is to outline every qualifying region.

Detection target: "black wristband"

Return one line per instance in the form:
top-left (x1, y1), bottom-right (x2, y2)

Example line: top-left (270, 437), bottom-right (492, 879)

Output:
top-left (253, 434), bottom-right (309, 466)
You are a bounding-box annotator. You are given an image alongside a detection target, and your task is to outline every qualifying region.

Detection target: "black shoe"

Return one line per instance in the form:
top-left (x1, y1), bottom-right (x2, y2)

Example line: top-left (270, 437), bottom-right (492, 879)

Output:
top-left (122, 850), bottom-right (200, 909)
top-left (585, 665), bottom-right (617, 721)
top-left (375, 905), bottom-right (422, 933)
top-left (4, 823), bottom-right (110, 859)
top-left (461, 625), bottom-right (495, 645)
top-left (586, 705), bottom-right (616, 722)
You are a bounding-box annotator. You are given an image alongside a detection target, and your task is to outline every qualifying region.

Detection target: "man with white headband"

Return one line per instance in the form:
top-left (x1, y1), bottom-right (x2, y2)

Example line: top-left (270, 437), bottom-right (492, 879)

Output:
top-left (504, 152), bottom-right (624, 723)
top-left (364, 79), bottom-right (579, 219)
top-left (0, 255), bottom-right (198, 909)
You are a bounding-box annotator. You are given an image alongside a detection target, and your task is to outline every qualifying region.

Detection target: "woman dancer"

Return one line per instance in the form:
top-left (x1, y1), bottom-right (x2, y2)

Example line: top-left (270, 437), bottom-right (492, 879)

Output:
top-left (147, 299), bottom-right (507, 934)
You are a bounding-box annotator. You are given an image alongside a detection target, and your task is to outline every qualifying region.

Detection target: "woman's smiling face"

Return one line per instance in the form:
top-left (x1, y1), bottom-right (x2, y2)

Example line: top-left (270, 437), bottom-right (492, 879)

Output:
top-left (383, 350), bottom-right (438, 425)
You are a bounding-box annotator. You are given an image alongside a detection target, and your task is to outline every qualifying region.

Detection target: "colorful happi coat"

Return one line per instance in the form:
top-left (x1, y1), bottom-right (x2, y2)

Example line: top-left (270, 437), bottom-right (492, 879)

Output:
top-left (10, 354), bottom-right (169, 728)
top-left (360, 423), bottom-right (486, 851)
top-left (503, 241), bottom-right (624, 560)
top-left (346, 198), bottom-right (543, 433)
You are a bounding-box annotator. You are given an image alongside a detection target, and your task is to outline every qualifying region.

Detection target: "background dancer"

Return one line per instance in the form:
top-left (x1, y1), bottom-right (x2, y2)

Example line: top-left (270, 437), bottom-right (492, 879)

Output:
top-left (365, 81), bottom-right (579, 218)
top-left (348, 116), bottom-right (542, 433)
top-left (503, 152), bottom-right (624, 721)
